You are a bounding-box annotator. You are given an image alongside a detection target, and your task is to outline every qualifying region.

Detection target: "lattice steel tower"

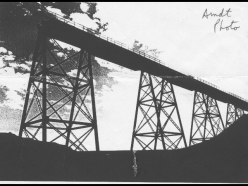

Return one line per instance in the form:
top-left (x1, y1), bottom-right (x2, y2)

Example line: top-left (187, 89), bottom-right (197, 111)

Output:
top-left (19, 29), bottom-right (99, 151)
top-left (226, 103), bottom-right (245, 128)
top-left (189, 92), bottom-right (225, 146)
top-left (131, 72), bottom-right (187, 150)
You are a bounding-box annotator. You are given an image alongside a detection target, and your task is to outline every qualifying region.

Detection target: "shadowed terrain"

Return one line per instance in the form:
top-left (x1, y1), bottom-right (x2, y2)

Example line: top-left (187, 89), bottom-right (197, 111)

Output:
top-left (0, 114), bottom-right (248, 182)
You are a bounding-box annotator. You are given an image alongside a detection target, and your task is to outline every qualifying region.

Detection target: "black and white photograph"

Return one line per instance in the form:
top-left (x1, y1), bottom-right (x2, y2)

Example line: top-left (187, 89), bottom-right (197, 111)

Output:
top-left (0, 2), bottom-right (248, 183)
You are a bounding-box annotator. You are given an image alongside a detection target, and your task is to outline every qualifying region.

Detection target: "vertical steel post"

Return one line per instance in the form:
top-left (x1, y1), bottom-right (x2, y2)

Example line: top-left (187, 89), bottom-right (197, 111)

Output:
top-left (215, 99), bottom-right (225, 129)
top-left (19, 32), bottom-right (41, 137)
top-left (88, 53), bottom-right (100, 151)
top-left (66, 50), bottom-right (83, 146)
top-left (130, 70), bottom-right (143, 150)
top-left (204, 96), bottom-right (216, 137)
top-left (226, 103), bottom-right (229, 128)
top-left (189, 91), bottom-right (197, 146)
top-left (170, 83), bottom-right (187, 147)
top-left (154, 78), bottom-right (165, 150)
top-left (149, 74), bottom-right (166, 150)
top-left (202, 94), bottom-right (207, 142)
top-left (235, 106), bottom-right (238, 121)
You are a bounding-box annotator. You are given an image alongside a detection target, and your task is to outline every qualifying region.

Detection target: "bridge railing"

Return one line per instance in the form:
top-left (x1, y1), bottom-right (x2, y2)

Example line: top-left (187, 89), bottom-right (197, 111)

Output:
top-left (43, 9), bottom-right (248, 104)
top-left (192, 76), bottom-right (248, 102)
top-left (43, 9), bottom-right (165, 66)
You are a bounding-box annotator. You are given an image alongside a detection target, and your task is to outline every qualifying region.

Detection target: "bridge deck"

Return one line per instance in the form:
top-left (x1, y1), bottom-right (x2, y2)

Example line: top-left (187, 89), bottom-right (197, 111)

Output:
top-left (38, 17), bottom-right (248, 111)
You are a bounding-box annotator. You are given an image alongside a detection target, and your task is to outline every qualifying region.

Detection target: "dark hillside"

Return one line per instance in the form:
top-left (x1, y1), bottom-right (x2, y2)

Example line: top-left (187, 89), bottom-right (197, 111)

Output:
top-left (0, 115), bottom-right (248, 182)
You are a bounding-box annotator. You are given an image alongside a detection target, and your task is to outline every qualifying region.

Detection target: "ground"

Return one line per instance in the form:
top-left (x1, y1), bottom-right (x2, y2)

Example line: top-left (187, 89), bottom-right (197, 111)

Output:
top-left (0, 114), bottom-right (247, 182)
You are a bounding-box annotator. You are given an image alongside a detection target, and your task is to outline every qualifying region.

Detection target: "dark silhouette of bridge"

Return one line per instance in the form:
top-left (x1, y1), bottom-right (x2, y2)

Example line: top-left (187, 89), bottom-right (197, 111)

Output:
top-left (19, 10), bottom-right (248, 151)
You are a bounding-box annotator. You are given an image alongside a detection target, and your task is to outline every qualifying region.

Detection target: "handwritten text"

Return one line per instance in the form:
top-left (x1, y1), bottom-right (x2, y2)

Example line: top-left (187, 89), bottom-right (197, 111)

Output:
top-left (202, 8), bottom-right (240, 33)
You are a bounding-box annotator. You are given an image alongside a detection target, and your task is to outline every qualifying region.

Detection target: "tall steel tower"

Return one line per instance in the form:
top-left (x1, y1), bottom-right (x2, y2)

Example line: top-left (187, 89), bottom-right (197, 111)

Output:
top-left (189, 92), bottom-right (225, 146)
top-left (131, 72), bottom-right (187, 150)
top-left (19, 29), bottom-right (99, 151)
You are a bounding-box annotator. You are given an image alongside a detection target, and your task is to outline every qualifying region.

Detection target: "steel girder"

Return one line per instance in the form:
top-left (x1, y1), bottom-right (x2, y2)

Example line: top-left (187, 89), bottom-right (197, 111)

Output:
top-left (19, 32), bottom-right (99, 151)
top-left (189, 91), bottom-right (225, 146)
top-left (131, 71), bottom-right (187, 150)
top-left (226, 103), bottom-right (244, 128)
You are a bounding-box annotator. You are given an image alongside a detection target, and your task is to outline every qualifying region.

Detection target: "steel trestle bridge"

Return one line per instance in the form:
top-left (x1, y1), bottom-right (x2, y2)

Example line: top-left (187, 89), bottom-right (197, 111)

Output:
top-left (19, 9), bottom-right (248, 151)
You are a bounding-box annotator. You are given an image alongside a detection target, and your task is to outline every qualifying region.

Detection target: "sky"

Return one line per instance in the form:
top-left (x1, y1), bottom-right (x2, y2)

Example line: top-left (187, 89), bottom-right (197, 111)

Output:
top-left (0, 2), bottom-right (248, 151)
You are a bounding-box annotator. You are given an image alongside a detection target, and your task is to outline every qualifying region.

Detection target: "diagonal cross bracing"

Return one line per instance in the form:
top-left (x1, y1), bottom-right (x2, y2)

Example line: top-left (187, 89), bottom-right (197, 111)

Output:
top-left (19, 32), bottom-right (99, 151)
top-left (131, 71), bottom-right (187, 150)
top-left (189, 91), bottom-right (225, 146)
top-left (226, 103), bottom-right (244, 128)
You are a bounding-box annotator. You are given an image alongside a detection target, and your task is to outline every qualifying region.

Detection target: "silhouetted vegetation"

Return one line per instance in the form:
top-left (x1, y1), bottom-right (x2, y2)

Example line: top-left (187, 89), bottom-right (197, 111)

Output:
top-left (0, 2), bottom-right (115, 94)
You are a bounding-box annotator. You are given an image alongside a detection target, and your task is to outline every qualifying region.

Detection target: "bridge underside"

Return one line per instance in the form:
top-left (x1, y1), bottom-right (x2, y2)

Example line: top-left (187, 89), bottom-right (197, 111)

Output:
top-left (39, 18), bottom-right (248, 111)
